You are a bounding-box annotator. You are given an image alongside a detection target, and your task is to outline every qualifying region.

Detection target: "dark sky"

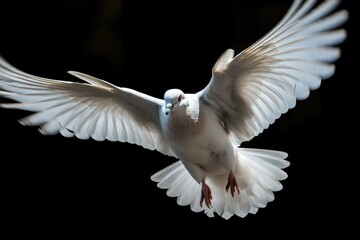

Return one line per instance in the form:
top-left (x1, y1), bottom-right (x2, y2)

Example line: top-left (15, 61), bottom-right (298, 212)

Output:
top-left (0, 0), bottom-right (357, 237)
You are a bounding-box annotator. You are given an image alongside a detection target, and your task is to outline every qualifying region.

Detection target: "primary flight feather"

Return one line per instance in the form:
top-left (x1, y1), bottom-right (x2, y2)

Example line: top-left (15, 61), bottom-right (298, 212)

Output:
top-left (0, 0), bottom-right (348, 219)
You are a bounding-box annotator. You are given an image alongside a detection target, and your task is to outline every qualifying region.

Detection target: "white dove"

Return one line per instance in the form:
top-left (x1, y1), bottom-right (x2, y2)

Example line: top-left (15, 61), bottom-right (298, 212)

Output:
top-left (0, 0), bottom-right (348, 219)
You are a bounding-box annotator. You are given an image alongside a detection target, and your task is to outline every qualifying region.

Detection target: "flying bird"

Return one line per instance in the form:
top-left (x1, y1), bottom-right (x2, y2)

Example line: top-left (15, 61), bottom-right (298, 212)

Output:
top-left (0, 0), bottom-right (348, 219)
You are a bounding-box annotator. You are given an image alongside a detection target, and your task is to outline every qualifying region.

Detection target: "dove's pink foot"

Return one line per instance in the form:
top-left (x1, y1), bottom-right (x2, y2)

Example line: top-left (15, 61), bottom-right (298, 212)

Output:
top-left (200, 179), bottom-right (212, 208)
top-left (226, 171), bottom-right (240, 197)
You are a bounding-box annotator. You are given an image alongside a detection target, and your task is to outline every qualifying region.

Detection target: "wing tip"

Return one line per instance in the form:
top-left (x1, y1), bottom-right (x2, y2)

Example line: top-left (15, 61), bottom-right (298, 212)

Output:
top-left (212, 49), bottom-right (235, 73)
top-left (67, 70), bottom-right (87, 80)
top-left (38, 127), bottom-right (45, 135)
top-left (340, 9), bottom-right (349, 21)
top-left (18, 118), bottom-right (28, 126)
top-left (0, 103), bottom-right (10, 109)
top-left (67, 70), bottom-right (81, 78)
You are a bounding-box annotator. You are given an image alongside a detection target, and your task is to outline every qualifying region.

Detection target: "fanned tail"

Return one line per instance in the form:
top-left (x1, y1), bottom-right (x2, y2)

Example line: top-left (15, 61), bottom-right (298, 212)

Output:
top-left (150, 161), bottom-right (204, 213)
top-left (151, 148), bottom-right (289, 219)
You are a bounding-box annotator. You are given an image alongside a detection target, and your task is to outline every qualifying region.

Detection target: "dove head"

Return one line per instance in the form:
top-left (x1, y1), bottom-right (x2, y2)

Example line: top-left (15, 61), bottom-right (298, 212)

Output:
top-left (164, 89), bottom-right (185, 115)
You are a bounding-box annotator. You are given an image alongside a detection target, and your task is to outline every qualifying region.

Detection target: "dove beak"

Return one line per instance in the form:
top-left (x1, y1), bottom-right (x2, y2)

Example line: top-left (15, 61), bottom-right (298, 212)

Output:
top-left (165, 103), bottom-right (173, 115)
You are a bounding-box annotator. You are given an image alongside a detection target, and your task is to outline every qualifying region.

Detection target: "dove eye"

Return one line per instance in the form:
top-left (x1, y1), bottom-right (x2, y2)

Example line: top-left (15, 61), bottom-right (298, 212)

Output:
top-left (178, 96), bottom-right (182, 101)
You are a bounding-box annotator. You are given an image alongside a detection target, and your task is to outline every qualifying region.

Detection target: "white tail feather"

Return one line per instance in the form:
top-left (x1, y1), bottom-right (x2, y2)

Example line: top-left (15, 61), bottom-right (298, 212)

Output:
top-left (151, 148), bottom-right (289, 219)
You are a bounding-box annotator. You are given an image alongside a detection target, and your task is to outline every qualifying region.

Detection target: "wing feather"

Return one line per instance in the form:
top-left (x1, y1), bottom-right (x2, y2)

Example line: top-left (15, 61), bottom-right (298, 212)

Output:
top-left (0, 57), bottom-right (175, 157)
top-left (200, 0), bottom-right (347, 143)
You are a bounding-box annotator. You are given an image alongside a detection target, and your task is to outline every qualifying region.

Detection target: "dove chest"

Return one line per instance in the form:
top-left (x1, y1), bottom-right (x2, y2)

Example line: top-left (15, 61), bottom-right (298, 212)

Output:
top-left (161, 102), bottom-right (225, 153)
top-left (162, 106), bottom-right (202, 141)
top-left (162, 104), bottom-right (235, 175)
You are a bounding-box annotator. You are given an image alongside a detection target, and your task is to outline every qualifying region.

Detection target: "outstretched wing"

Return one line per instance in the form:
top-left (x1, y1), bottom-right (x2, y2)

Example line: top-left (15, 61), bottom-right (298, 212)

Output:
top-left (199, 0), bottom-right (348, 144)
top-left (0, 57), bottom-right (175, 157)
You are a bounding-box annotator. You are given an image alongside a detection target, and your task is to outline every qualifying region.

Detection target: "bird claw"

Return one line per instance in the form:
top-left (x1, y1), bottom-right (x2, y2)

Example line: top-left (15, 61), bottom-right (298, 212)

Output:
top-left (226, 171), bottom-right (240, 197)
top-left (200, 179), bottom-right (212, 208)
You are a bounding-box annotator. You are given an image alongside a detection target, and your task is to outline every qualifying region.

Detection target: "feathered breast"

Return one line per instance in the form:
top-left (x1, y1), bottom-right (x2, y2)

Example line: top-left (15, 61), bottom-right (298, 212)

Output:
top-left (162, 97), bottom-right (202, 140)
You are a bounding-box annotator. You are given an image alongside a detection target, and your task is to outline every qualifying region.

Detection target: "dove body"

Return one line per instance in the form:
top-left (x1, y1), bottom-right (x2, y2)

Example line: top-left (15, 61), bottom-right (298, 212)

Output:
top-left (161, 91), bottom-right (236, 182)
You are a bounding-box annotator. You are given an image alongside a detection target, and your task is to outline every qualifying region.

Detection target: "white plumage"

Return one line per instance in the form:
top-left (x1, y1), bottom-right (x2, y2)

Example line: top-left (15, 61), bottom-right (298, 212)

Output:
top-left (0, 0), bottom-right (347, 219)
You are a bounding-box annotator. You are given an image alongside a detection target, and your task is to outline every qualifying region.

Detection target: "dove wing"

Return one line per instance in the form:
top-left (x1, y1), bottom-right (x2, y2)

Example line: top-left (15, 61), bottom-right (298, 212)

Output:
top-left (0, 57), bottom-right (175, 157)
top-left (199, 0), bottom-right (348, 144)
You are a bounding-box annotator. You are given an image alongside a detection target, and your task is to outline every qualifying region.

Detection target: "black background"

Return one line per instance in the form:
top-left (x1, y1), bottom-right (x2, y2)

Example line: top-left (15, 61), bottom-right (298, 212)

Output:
top-left (0, 0), bottom-right (357, 237)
